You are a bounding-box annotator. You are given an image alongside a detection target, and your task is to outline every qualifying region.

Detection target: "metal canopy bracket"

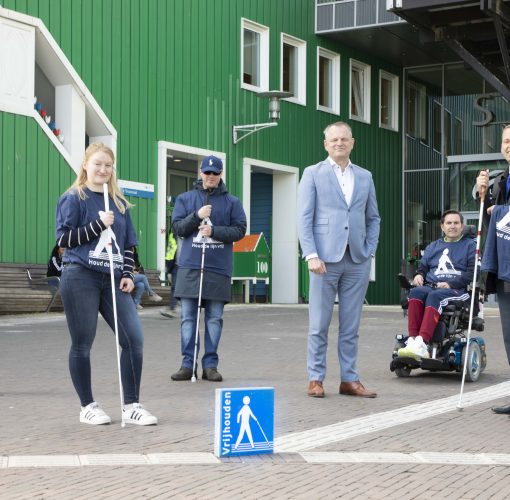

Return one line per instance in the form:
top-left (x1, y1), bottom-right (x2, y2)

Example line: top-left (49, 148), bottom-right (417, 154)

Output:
top-left (232, 122), bottom-right (277, 145)
top-left (232, 90), bottom-right (293, 145)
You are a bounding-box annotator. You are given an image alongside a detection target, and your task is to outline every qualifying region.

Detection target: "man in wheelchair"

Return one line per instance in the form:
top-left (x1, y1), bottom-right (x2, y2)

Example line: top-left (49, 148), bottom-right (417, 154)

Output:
top-left (395, 210), bottom-right (478, 363)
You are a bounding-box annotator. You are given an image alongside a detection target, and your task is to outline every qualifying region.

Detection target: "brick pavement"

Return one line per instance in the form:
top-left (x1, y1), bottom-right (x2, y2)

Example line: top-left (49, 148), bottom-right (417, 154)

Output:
top-left (1, 305), bottom-right (510, 499)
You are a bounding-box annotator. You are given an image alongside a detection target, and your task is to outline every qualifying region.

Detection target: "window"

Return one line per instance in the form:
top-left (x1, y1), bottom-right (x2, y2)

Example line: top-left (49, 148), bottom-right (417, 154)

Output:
top-left (350, 59), bottom-right (371, 123)
top-left (280, 34), bottom-right (306, 105)
top-left (454, 117), bottom-right (463, 155)
top-left (406, 81), bottom-right (426, 140)
top-left (432, 100), bottom-right (441, 152)
top-left (379, 70), bottom-right (399, 131)
top-left (241, 19), bottom-right (269, 92)
top-left (445, 109), bottom-right (452, 156)
top-left (317, 47), bottom-right (340, 114)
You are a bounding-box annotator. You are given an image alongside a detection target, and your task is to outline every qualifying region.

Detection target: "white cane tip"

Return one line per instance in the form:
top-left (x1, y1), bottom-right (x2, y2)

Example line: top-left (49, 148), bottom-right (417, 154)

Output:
top-left (456, 405), bottom-right (464, 411)
top-left (191, 376), bottom-right (197, 383)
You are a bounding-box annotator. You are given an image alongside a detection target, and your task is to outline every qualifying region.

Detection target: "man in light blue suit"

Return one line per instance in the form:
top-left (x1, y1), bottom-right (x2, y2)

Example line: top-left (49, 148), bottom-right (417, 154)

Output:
top-left (297, 122), bottom-right (380, 398)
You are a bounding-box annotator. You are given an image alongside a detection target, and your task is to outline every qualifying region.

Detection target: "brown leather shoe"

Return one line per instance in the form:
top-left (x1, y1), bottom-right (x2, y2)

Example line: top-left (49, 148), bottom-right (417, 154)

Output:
top-left (307, 380), bottom-right (325, 398)
top-left (339, 381), bottom-right (377, 398)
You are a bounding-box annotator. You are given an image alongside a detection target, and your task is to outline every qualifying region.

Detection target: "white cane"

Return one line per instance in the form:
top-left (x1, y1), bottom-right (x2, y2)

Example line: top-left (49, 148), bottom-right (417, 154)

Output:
top-left (103, 183), bottom-right (126, 426)
top-left (191, 229), bottom-right (207, 383)
top-left (254, 418), bottom-right (270, 445)
top-left (457, 183), bottom-right (486, 410)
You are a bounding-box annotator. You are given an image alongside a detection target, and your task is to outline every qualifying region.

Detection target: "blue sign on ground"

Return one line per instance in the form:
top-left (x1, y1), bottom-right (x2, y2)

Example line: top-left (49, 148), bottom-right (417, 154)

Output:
top-left (214, 387), bottom-right (274, 457)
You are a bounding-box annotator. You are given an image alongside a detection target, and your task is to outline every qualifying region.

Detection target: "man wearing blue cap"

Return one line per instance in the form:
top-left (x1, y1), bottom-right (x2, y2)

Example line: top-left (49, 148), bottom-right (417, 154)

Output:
top-left (170, 155), bottom-right (247, 381)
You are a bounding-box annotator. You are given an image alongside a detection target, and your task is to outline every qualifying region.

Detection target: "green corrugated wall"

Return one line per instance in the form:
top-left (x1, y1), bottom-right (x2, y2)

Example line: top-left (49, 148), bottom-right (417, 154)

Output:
top-left (1, 0), bottom-right (402, 304)
top-left (0, 112), bottom-right (74, 263)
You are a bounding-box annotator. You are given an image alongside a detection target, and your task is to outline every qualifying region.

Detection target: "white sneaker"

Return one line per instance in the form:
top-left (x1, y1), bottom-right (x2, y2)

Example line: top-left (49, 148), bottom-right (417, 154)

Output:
top-left (412, 336), bottom-right (430, 359)
top-left (148, 293), bottom-right (163, 303)
top-left (397, 336), bottom-right (416, 357)
top-left (80, 402), bottom-right (111, 425)
top-left (136, 304), bottom-right (143, 310)
top-left (122, 403), bottom-right (158, 426)
top-left (398, 336), bottom-right (430, 360)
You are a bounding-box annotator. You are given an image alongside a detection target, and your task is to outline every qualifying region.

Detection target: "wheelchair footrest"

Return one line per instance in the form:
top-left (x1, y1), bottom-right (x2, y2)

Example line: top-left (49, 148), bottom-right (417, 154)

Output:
top-left (420, 357), bottom-right (447, 370)
top-left (390, 356), bottom-right (421, 371)
top-left (391, 355), bottom-right (446, 372)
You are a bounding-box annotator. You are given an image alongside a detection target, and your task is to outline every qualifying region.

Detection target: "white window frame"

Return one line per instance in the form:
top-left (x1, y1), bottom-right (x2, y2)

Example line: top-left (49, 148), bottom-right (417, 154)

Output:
top-left (241, 18), bottom-right (269, 93)
top-left (349, 58), bottom-right (371, 124)
top-left (316, 47), bottom-right (340, 115)
top-left (280, 33), bottom-right (306, 106)
top-left (379, 70), bottom-right (399, 132)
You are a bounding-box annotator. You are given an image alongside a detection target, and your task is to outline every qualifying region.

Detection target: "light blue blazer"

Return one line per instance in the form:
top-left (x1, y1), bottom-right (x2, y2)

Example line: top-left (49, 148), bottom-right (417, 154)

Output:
top-left (297, 160), bottom-right (380, 263)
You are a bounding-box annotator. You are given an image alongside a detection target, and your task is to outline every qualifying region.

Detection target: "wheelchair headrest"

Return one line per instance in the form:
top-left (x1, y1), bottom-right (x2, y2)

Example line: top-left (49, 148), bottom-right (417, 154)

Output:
top-left (462, 225), bottom-right (476, 239)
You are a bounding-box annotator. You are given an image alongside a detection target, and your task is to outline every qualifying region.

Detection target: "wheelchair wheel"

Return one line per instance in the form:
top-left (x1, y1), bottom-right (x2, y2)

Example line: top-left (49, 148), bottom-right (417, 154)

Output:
top-left (461, 342), bottom-right (482, 382)
top-left (395, 366), bottom-right (411, 378)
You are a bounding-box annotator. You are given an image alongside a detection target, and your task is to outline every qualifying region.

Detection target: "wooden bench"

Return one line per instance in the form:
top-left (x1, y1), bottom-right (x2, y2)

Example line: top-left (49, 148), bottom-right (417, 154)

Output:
top-left (0, 263), bottom-right (170, 315)
top-left (138, 269), bottom-right (171, 308)
top-left (0, 263), bottom-right (63, 314)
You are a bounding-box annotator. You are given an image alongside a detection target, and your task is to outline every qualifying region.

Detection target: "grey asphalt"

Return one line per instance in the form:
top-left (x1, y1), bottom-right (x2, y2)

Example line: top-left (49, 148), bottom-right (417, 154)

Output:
top-left (1, 304), bottom-right (510, 499)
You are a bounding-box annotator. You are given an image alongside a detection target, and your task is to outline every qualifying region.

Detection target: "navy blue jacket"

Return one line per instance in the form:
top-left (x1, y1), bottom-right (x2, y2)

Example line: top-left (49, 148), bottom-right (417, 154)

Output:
top-left (172, 179), bottom-right (247, 278)
top-left (171, 179), bottom-right (246, 303)
top-left (477, 167), bottom-right (510, 293)
top-left (481, 205), bottom-right (510, 284)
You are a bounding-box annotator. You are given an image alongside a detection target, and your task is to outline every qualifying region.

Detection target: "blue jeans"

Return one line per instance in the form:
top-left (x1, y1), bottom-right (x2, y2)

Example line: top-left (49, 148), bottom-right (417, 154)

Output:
top-left (180, 298), bottom-right (224, 369)
top-left (133, 274), bottom-right (154, 305)
top-left (60, 264), bottom-right (144, 406)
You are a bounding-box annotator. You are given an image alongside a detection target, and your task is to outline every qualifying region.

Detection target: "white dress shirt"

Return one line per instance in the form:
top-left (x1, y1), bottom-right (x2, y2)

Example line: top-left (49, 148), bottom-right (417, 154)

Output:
top-left (328, 156), bottom-right (354, 206)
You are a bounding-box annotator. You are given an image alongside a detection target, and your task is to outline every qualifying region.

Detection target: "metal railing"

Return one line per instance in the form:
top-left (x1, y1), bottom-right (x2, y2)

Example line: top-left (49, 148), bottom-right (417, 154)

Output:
top-left (316, 0), bottom-right (404, 33)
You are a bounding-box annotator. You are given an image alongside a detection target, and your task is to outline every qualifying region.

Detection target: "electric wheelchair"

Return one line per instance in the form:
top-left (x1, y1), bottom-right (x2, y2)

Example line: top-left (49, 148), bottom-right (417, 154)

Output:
top-left (390, 273), bottom-right (486, 382)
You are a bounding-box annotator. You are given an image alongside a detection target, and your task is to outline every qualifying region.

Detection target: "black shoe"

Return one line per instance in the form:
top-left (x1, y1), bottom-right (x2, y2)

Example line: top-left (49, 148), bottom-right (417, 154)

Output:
top-left (491, 404), bottom-right (510, 414)
top-left (171, 367), bottom-right (194, 381)
top-left (202, 367), bottom-right (223, 382)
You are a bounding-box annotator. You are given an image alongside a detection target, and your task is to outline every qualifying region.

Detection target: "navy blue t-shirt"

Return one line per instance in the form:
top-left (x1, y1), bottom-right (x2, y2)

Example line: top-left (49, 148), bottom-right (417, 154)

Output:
top-left (56, 188), bottom-right (138, 277)
top-left (418, 236), bottom-right (476, 290)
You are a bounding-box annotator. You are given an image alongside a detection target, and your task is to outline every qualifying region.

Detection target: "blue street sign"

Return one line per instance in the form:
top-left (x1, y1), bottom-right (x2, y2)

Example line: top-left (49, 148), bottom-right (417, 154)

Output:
top-left (214, 387), bottom-right (274, 457)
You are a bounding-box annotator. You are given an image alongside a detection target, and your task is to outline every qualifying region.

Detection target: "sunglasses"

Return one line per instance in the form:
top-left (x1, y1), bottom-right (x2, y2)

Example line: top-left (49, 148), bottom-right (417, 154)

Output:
top-left (203, 171), bottom-right (221, 176)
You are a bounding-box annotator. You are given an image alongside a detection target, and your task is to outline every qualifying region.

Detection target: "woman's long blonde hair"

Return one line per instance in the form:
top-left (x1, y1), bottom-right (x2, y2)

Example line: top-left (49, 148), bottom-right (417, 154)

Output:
top-left (67, 142), bottom-right (133, 213)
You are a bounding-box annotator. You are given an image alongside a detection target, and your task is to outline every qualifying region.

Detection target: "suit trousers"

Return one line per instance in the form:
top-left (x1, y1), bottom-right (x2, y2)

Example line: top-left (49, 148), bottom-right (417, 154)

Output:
top-left (307, 250), bottom-right (371, 382)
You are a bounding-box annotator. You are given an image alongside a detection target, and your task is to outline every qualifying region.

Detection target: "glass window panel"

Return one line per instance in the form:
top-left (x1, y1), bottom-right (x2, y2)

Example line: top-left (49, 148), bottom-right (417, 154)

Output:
top-left (406, 84), bottom-right (417, 137)
top-left (168, 174), bottom-right (188, 199)
top-left (351, 67), bottom-right (363, 117)
top-left (433, 101), bottom-right (441, 152)
top-left (404, 170), bottom-right (444, 260)
top-left (381, 76), bottom-right (392, 126)
top-left (282, 43), bottom-right (297, 96)
top-left (454, 117), bottom-right (462, 155)
top-left (444, 110), bottom-right (452, 156)
top-left (319, 55), bottom-right (332, 108)
top-left (243, 28), bottom-right (260, 86)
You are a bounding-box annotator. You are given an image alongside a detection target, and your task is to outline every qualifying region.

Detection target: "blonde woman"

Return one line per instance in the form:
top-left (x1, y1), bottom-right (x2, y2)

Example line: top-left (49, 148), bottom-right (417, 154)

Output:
top-left (56, 142), bottom-right (157, 426)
